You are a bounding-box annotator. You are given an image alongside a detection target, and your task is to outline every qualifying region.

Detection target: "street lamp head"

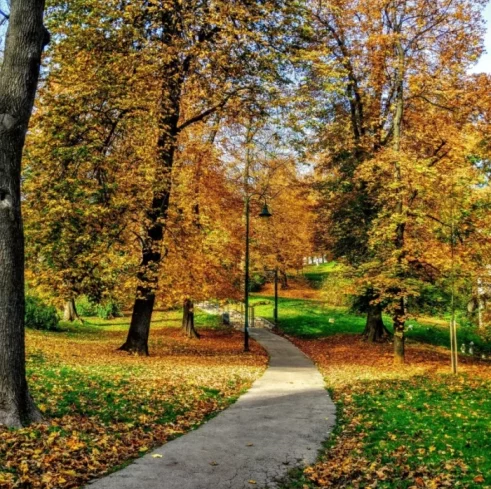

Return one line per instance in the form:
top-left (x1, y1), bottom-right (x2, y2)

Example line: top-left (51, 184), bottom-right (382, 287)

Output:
top-left (259, 203), bottom-right (272, 218)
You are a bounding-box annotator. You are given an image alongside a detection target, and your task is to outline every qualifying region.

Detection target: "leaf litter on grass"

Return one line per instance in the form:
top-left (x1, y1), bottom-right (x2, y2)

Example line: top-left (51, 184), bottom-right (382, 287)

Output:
top-left (287, 335), bottom-right (491, 489)
top-left (0, 326), bottom-right (267, 488)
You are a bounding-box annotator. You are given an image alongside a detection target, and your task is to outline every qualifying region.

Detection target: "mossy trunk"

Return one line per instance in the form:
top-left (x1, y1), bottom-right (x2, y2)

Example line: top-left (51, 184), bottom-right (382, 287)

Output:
top-left (63, 298), bottom-right (80, 322)
top-left (393, 298), bottom-right (405, 364)
top-left (279, 270), bottom-right (288, 290)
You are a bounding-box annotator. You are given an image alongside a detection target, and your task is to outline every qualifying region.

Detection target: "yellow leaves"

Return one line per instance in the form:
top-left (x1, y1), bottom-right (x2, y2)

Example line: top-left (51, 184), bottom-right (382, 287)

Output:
top-left (66, 437), bottom-right (86, 452)
top-left (18, 461), bottom-right (30, 474)
top-left (0, 322), bottom-right (268, 488)
top-left (288, 332), bottom-right (491, 489)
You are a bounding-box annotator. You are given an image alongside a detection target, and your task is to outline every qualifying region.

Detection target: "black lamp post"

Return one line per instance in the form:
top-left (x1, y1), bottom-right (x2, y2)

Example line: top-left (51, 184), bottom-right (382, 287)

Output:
top-left (244, 200), bottom-right (272, 352)
top-left (264, 267), bottom-right (279, 324)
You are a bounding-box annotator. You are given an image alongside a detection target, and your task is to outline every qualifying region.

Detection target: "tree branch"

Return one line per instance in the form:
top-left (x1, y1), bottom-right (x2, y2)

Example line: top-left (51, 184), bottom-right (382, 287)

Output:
top-left (176, 88), bottom-right (248, 133)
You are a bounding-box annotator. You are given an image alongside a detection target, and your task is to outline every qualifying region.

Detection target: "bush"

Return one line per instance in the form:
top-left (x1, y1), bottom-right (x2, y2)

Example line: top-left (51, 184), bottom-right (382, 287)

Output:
top-left (76, 296), bottom-right (98, 317)
top-left (96, 301), bottom-right (123, 320)
top-left (249, 273), bottom-right (266, 292)
top-left (25, 295), bottom-right (60, 331)
top-left (322, 273), bottom-right (351, 307)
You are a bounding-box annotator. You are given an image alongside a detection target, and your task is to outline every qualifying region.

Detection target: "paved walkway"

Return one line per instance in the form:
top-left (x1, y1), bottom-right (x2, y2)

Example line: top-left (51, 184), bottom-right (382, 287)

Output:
top-left (87, 329), bottom-right (336, 489)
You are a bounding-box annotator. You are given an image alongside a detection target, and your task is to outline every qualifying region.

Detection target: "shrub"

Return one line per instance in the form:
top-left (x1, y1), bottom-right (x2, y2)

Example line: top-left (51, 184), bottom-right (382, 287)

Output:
top-left (321, 273), bottom-right (351, 307)
top-left (76, 296), bottom-right (98, 317)
top-left (25, 295), bottom-right (60, 331)
top-left (249, 273), bottom-right (266, 292)
top-left (96, 301), bottom-right (123, 320)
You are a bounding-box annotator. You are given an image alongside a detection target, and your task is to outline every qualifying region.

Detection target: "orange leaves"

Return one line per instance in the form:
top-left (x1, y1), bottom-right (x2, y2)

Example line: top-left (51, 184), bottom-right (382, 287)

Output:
top-left (287, 333), bottom-right (491, 489)
top-left (0, 320), bottom-right (267, 488)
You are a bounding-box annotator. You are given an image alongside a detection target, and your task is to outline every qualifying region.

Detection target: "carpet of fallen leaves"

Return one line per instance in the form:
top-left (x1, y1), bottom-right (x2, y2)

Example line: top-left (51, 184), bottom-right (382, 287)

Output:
top-left (287, 335), bottom-right (491, 489)
top-left (0, 320), bottom-right (267, 488)
top-left (257, 281), bottom-right (324, 301)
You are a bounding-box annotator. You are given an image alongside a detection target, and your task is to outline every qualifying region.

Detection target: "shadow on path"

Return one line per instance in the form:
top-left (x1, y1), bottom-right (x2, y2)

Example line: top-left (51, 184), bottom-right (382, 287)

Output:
top-left (86, 329), bottom-right (336, 489)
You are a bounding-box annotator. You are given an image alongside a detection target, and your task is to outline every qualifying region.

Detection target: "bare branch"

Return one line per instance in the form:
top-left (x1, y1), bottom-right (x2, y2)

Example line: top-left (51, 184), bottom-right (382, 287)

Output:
top-left (177, 87), bottom-right (249, 133)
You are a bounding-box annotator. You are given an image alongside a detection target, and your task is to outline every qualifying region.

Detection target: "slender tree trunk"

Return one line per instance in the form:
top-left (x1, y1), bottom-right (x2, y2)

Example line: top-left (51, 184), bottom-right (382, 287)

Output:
top-left (182, 299), bottom-right (199, 339)
top-left (0, 0), bottom-right (49, 427)
top-left (279, 270), bottom-right (289, 290)
top-left (63, 298), bottom-right (79, 322)
top-left (393, 299), bottom-right (405, 363)
top-left (363, 303), bottom-right (390, 342)
top-left (391, 34), bottom-right (406, 363)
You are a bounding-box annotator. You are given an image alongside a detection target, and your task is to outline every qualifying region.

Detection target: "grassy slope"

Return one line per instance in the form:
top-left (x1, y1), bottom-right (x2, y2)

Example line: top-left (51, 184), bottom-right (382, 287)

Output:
top-left (251, 295), bottom-right (491, 355)
top-left (252, 262), bottom-right (490, 355)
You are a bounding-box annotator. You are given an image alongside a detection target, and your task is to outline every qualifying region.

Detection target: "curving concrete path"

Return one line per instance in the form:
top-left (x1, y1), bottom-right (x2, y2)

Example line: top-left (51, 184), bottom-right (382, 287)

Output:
top-left (86, 329), bottom-right (336, 489)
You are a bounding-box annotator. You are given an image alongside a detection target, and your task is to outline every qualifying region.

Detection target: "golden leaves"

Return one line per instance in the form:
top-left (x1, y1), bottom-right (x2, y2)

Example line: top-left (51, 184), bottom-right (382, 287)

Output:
top-left (0, 320), bottom-right (267, 488)
top-left (289, 334), bottom-right (491, 489)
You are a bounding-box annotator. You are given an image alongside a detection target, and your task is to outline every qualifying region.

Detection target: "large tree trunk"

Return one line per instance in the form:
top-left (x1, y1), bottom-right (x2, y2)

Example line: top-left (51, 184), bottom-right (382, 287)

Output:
top-left (120, 27), bottom-right (183, 355)
top-left (0, 0), bottom-right (49, 427)
top-left (182, 298), bottom-right (199, 339)
top-left (363, 303), bottom-right (390, 342)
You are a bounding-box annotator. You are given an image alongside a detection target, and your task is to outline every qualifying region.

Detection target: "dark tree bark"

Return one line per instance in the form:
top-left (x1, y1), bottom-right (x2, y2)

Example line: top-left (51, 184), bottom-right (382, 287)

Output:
top-left (279, 270), bottom-right (289, 290)
top-left (182, 298), bottom-right (199, 339)
top-left (120, 9), bottom-right (225, 355)
top-left (0, 0), bottom-right (49, 427)
top-left (63, 298), bottom-right (80, 322)
top-left (119, 85), bottom-right (179, 354)
top-left (119, 11), bottom-right (183, 355)
top-left (362, 303), bottom-right (390, 342)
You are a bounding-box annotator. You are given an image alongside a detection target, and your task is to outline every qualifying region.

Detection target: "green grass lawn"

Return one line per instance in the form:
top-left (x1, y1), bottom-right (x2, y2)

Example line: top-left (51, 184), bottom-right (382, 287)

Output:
top-left (302, 262), bottom-right (343, 289)
top-left (251, 296), bottom-right (366, 336)
top-left (278, 374), bottom-right (491, 489)
top-left (352, 376), bottom-right (491, 487)
top-left (250, 295), bottom-right (491, 355)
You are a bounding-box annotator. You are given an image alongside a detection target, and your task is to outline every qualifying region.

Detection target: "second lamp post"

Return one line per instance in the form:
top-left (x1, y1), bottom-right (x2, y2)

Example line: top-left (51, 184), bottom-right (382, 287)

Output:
top-left (243, 199), bottom-right (272, 351)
